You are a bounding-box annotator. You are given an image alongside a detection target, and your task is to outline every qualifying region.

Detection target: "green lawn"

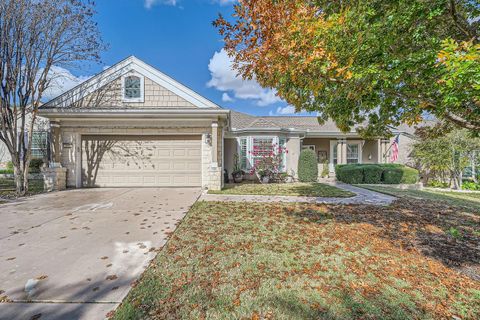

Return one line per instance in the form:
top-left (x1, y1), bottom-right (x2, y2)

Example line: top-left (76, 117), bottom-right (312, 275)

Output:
top-left (358, 185), bottom-right (480, 214)
top-left (208, 182), bottom-right (355, 198)
top-left (0, 178), bottom-right (44, 198)
top-left (114, 200), bottom-right (480, 320)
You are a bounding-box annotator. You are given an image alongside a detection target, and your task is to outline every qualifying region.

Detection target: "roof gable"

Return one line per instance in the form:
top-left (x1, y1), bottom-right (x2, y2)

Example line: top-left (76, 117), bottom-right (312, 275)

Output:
top-left (42, 56), bottom-right (221, 110)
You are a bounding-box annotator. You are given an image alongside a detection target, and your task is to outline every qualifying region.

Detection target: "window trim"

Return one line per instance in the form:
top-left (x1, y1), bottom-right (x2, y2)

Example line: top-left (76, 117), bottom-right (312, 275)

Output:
top-left (122, 73), bottom-right (145, 103)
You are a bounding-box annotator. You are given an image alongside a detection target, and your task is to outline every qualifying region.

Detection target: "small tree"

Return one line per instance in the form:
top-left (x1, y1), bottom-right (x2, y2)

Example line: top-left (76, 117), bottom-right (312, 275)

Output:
top-left (298, 149), bottom-right (318, 182)
top-left (413, 128), bottom-right (480, 189)
top-left (0, 0), bottom-right (103, 195)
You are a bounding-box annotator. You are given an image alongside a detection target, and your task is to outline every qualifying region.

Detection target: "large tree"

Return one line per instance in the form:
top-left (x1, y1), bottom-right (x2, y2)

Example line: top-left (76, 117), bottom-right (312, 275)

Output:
top-left (0, 0), bottom-right (103, 194)
top-left (214, 0), bottom-right (480, 135)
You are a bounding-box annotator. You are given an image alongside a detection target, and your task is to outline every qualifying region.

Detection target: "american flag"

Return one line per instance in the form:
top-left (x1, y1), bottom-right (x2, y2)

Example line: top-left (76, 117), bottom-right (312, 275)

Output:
top-left (390, 135), bottom-right (400, 162)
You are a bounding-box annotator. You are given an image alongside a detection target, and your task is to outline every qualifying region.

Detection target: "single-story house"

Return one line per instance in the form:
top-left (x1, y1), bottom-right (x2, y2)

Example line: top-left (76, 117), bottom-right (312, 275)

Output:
top-left (35, 56), bottom-right (417, 190)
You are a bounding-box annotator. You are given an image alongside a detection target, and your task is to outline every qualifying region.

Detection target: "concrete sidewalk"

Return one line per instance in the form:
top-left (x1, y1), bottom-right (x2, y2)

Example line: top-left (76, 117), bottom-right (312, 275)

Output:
top-left (200, 182), bottom-right (396, 206)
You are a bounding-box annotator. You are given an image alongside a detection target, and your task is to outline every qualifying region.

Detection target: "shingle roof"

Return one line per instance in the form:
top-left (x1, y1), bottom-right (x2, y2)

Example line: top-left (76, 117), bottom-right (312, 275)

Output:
top-left (230, 110), bottom-right (345, 132)
top-left (230, 110), bottom-right (432, 134)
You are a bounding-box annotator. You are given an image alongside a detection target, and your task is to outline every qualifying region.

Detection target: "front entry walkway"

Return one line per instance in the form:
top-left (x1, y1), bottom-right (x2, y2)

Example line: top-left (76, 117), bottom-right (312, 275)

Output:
top-left (0, 188), bottom-right (201, 320)
top-left (200, 182), bottom-right (395, 206)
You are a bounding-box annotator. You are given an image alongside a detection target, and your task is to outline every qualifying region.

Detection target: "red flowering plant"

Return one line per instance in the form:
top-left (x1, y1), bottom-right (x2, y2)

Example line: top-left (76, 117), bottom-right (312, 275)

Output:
top-left (249, 141), bottom-right (288, 183)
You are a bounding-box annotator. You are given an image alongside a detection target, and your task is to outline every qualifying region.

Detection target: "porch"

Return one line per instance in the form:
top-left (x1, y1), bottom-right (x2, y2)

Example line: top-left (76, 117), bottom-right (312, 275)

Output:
top-left (301, 137), bottom-right (391, 177)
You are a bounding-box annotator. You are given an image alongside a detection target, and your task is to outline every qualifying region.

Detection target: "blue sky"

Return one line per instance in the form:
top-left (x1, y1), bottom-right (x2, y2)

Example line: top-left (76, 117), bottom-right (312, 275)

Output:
top-left (48, 0), bottom-right (301, 116)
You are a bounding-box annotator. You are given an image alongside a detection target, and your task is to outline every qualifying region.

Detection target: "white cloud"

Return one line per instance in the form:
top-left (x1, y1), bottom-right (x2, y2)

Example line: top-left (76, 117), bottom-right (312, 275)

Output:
top-left (275, 106), bottom-right (296, 115)
top-left (222, 92), bottom-right (234, 102)
top-left (207, 49), bottom-right (282, 106)
top-left (144, 0), bottom-right (177, 9)
top-left (42, 66), bottom-right (92, 101)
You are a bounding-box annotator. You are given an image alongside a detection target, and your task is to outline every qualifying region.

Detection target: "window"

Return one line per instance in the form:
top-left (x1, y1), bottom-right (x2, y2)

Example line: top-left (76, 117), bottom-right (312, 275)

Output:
top-left (123, 74), bottom-right (144, 102)
top-left (331, 141), bottom-right (361, 165)
top-left (252, 137), bottom-right (274, 167)
top-left (31, 131), bottom-right (48, 159)
top-left (347, 144), bottom-right (359, 164)
top-left (239, 138), bottom-right (248, 170)
top-left (238, 136), bottom-right (287, 172)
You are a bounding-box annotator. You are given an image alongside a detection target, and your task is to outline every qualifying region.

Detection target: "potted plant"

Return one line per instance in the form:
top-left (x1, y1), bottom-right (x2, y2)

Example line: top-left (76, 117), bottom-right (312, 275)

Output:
top-left (231, 153), bottom-right (244, 183)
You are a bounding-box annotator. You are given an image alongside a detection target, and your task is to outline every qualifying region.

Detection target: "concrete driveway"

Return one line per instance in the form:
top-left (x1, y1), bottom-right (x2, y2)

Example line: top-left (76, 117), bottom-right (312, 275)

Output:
top-left (0, 188), bottom-right (201, 320)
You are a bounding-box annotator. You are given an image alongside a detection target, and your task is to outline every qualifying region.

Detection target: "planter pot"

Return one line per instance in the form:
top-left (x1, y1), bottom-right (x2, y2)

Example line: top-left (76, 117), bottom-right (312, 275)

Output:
top-left (232, 172), bottom-right (243, 183)
top-left (261, 176), bottom-right (270, 184)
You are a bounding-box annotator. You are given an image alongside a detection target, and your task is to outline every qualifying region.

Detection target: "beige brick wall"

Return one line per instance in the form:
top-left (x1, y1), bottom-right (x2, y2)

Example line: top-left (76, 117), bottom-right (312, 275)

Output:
top-left (74, 74), bottom-right (195, 109)
top-left (58, 120), bottom-right (222, 189)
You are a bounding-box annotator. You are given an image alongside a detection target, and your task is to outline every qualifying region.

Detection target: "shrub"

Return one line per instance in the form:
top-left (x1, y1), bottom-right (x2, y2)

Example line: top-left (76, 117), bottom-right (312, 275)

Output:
top-left (383, 168), bottom-right (403, 184)
top-left (29, 159), bottom-right (44, 173)
top-left (363, 165), bottom-right (383, 184)
top-left (6, 161), bottom-right (13, 171)
top-left (462, 181), bottom-right (480, 191)
top-left (298, 149), bottom-right (318, 182)
top-left (428, 180), bottom-right (449, 188)
top-left (335, 165), bottom-right (364, 184)
top-left (400, 167), bottom-right (419, 184)
top-left (336, 163), bottom-right (419, 185)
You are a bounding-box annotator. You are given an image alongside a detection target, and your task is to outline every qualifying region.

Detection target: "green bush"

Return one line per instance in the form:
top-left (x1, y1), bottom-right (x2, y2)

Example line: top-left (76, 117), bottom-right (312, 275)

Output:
top-left (29, 159), bottom-right (44, 173)
top-left (338, 166), bottom-right (364, 184)
top-left (363, 165), bottom-right (383, 184)
top-left (428, 180), bottom-right (449, 188)
top-left (298, 149), bottom-right (318, 182)
top-left (6, 161), bottom-right (13, 171)
top-left (462, 181), bottom-right (480, 191)
top-left (383, 168), bottom-right (403, 184)
top-left (401, 167), bottom-right (419, 184)
top-left (336, 163), bottom-right (419, 185)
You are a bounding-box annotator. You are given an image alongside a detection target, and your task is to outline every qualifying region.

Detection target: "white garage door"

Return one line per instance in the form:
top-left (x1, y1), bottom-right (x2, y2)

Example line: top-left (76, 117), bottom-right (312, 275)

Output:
top-left (81, 135), bottom-right (202, 187)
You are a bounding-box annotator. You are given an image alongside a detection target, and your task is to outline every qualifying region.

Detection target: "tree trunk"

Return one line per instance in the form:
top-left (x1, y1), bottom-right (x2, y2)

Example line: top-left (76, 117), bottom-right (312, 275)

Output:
top-left (22, 162), bottom-right (30, 195)
top-left (13, 162), bottom-right (23, 195)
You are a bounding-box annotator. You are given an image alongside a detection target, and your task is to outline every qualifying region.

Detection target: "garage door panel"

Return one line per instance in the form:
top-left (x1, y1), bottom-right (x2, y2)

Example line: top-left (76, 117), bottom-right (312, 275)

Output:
top-left (82, 135), bottom-right (202, 187)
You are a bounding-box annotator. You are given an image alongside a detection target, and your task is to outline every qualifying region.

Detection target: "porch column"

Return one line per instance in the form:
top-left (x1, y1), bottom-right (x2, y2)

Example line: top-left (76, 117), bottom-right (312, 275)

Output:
top-left (211, 121), bottom-right (218, 167)
top-left (379, 138), bottom-right (390, 163)
top-left (51, 121), bottom-right (61, 164)
top-left (337, 138), bottom-right (347, 164)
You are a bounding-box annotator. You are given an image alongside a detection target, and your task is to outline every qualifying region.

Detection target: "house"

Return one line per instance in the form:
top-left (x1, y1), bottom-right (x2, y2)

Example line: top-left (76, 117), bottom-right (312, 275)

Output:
top-left (38, 56), bottom-right (417, 190)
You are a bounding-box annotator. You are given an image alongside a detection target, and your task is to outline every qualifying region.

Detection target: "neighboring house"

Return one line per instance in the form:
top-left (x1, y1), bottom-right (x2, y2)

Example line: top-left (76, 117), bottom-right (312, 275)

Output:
top-left (0, 113), bottom-right (50, 169)
top-left (38, 56), bottom-right (418, 190)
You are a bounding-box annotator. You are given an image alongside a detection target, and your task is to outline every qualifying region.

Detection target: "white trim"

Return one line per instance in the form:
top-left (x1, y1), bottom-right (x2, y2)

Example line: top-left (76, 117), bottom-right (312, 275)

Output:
top-left (121, 72), bottom-right (144, 103)
top-left (75, 133), bottom-right (82, 188)
top-left (43, 56), bottom-right (221, 109)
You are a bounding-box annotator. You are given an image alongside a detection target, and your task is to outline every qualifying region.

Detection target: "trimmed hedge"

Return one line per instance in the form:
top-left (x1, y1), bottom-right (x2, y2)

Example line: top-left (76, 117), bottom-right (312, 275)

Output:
top-left (298, 149), bottom-right (318, 182)
top-left (335, 164), bottom-right (419, 185)
top-left (363, 165), bottom-right (383, 184)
